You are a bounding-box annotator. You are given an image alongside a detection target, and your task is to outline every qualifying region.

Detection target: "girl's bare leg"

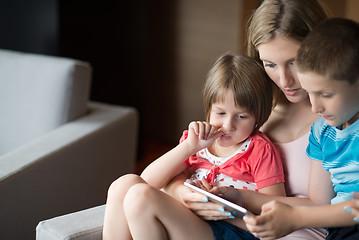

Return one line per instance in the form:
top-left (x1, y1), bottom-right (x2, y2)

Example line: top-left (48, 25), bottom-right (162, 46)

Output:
top-left (103, 174), bottom-right (146, 240)
top-left (124, 183), bottom-right (215, 240)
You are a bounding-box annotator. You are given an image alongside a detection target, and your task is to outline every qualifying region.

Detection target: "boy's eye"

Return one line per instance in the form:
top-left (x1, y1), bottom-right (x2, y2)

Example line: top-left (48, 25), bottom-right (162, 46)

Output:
top-left (216, 112), bottom-right (225, 116)
top-left (322, 93), bottom-right (333, 98)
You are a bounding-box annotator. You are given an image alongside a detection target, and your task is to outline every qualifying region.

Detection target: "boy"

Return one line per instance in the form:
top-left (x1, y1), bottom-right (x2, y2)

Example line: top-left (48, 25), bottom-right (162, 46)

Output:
top-left (243, 18), bottom-right (359, 240)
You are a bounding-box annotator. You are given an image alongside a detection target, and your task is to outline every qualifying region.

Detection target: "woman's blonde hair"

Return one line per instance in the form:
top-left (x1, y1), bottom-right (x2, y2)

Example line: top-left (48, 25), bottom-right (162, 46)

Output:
top-left (246, 0), bottom-right (329, 104)
top-left (202, 53), bottom-right (272, 131)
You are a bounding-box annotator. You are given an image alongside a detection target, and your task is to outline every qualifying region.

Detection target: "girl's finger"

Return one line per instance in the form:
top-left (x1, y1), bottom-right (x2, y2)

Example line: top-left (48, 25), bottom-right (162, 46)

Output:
top-left (201, 177), bottom-right (212, 191)
top-left (196, 121), bottom-right (206, 139)
top-left (189, 121), bottom-right (199, 135)
top-left (204, 122), bottom-right (212, 139)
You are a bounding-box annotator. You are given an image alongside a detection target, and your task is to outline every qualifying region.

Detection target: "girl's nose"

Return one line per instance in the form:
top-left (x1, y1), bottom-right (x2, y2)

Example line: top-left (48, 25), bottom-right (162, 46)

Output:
top-left (222, 117), bottom-right (235, 131)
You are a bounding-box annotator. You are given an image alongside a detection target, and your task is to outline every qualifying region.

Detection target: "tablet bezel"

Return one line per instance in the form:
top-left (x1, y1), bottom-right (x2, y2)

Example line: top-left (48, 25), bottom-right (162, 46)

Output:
top-left (184, 181), bottom-right (252, 218)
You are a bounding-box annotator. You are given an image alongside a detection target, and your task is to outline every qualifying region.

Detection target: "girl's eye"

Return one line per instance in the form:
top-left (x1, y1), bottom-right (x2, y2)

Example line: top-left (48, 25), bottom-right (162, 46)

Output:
top-left (289, 62), bottom-right (295, 67)
top-left (217, 112), bottom-right (225, 116)
top-left (237, 114), bottom-right (248, 119)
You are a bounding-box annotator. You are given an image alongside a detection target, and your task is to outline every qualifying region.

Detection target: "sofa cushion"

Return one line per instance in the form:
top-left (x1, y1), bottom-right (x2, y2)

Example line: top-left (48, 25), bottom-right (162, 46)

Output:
top-left (0, 49), bottom-right (91, 155)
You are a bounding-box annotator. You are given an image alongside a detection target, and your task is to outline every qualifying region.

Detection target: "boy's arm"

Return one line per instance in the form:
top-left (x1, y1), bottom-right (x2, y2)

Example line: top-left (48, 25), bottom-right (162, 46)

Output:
top-left (296, 201), bottom-right (357, 228)
top-left (212, 159), bottom-right (333, 215)
top-left (242, 160), bottom-right (340, 239)
top-left (244, 200), bottom-right (357, 240)
top-left (307, 159), bottom-right (336, 204)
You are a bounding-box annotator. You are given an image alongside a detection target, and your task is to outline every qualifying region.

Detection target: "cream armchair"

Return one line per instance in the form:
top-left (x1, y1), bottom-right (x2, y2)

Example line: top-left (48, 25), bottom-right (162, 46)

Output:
top-left (0, 49), bottom-right (138, 239)
top-left (37, 205), bottom-right (105, 240)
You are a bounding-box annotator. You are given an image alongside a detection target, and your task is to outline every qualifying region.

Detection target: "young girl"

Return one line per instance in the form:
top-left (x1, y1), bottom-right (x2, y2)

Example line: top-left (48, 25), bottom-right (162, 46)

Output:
top-left (102, 53), bottom-right (285, 240)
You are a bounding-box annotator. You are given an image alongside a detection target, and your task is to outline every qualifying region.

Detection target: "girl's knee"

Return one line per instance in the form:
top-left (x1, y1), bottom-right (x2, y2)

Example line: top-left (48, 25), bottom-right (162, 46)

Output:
top-left (107, 174), bottom-right (143, 200)
top-left (123, 183), bottom-right (157, 217)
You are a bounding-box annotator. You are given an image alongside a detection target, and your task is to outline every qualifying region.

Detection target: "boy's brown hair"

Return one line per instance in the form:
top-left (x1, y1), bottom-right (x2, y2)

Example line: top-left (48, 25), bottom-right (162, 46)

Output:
top-left (202, 53), bottom-right (272, 131)
top-left (296, 18), bottom-right (359, 85)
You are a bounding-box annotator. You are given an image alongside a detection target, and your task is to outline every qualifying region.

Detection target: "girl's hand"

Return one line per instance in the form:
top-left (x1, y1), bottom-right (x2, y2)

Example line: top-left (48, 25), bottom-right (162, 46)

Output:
top-left (188, 177), bottom-right (212, 192)
top-left (186, 121), bottom-right (223, 152)
top-left (183, 179), bottom-right (231, 220)
top-left (243, 201), bottom-right (297, 240)
top-left (210, 186), bottom-right (244, 204)
top-left (346, 193), bottom-right (359, 223)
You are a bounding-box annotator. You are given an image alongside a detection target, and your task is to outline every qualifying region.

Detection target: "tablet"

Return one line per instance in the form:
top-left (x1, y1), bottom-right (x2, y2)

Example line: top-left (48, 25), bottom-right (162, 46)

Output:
top-left (184, 181), bottom-right (252, 218)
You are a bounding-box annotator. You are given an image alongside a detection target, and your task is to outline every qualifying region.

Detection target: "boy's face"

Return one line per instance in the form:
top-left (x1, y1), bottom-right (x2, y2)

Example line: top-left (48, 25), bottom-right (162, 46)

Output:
top-left (298, 71), bottom-right (359, 127)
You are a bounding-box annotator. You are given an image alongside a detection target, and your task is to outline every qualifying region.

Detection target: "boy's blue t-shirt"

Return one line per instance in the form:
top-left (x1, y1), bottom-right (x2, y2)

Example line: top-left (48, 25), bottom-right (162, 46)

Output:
top-left (306, 117), bottom-right (359, 204)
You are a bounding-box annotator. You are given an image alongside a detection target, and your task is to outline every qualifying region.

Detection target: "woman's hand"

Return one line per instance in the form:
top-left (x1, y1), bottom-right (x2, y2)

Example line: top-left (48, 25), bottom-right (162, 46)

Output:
top-left (243, 201), bottom-right (298, 240)
top-left (346, 193), bottom-right (359, 222)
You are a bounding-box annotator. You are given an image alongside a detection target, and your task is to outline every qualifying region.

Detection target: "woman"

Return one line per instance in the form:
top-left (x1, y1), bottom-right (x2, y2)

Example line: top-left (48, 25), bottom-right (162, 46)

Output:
top-left (165, 0), bottom-right (331, 239)
top-left (243, 0), bottom-right (330, 238)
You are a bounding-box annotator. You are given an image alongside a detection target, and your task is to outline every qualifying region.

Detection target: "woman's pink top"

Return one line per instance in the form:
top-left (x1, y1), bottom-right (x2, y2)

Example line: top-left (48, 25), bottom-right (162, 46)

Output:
top-left (276, 132), bottom-right (327, 239)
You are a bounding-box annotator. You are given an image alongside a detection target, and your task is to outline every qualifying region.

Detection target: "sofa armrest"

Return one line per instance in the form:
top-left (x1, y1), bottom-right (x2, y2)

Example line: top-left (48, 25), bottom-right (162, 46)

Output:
top-left (36, 205), bottom-right (105, 240)
top-left (0, 102), bottom-right (138, 239)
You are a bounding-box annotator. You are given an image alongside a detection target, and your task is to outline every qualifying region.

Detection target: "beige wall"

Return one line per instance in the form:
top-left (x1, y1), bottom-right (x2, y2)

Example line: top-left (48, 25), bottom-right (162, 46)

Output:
top-left (173, 0), bottom-right (241, 142)
top-left (145, 0), bottom-right (242, 144)
top-left (323, 0), bottom-right (359, 21)
top-left (147, 0), bottom-right (359, 144)
top-left (345, 0), bottom-right (359, 22)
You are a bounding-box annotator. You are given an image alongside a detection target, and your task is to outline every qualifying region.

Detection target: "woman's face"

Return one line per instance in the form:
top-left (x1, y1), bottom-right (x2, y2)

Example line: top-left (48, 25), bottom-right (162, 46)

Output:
top-left (257, 36), bottom-right (308, 103)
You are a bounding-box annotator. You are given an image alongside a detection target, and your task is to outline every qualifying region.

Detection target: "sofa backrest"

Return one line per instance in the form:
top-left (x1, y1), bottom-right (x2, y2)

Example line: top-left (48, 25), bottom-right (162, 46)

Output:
top-left (0, 49), bottom-right (91, 156)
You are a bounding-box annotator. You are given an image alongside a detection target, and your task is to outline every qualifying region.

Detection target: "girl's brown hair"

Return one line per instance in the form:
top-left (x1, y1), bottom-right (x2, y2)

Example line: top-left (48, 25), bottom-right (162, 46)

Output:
top-left (202, 53), bottom-right (272, 130)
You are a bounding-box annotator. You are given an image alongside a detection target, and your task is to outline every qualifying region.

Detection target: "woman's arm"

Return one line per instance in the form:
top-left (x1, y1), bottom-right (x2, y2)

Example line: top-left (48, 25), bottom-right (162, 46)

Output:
top-left (347, 193), bottom-right (359, 221)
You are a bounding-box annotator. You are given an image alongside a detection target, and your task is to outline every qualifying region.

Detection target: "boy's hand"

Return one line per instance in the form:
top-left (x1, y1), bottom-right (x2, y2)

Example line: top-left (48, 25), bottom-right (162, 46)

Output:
top-left (243, 201), bottom-right (297, 240)
top-left (186, 121), bottom-right (223, 152)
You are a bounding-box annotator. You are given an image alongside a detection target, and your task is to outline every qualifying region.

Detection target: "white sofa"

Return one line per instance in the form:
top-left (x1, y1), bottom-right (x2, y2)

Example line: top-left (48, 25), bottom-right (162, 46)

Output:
top-left (0, 49), bottom-right (138, 239)
top-left (37, 205), bottom-right (105, 240)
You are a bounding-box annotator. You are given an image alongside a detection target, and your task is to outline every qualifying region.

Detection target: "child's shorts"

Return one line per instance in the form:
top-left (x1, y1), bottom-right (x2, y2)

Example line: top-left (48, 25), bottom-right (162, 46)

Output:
top-left (206, 220), bottom-right (259, 240)
top-left (327, 225), bottom-right (359, 240)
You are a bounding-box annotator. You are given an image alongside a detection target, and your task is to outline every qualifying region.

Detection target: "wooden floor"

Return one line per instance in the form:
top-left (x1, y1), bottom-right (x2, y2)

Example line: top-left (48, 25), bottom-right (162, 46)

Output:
top-left (135, 137), bottom-right (175, 174)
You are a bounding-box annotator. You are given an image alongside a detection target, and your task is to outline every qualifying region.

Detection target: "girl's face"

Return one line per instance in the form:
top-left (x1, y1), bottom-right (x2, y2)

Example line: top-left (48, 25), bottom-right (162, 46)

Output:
top-left (298, 71), bottom-right (359, 128)
top-left (209, 90), bottom-right (256, 150)
top-left (257, 36), bottom-right (308, 103)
